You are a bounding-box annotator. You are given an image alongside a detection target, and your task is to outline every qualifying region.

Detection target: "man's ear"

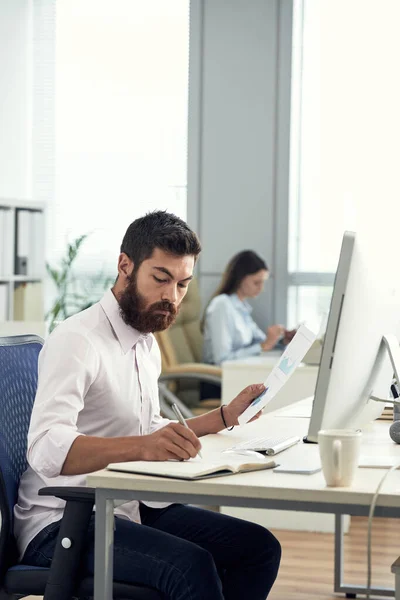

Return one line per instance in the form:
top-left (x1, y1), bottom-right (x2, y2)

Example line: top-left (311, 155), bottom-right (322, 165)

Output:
top-left (117, 253), bottom-right (134, 281)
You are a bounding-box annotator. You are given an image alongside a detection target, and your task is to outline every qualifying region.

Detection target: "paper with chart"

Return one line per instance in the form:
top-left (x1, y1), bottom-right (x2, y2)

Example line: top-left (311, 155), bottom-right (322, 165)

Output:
top-left (238, 324), bottom-right (317, 425)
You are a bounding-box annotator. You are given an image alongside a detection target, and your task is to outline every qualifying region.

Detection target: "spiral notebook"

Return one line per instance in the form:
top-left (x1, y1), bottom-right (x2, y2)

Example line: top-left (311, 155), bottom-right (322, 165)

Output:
top-left (107, 457), bottom-right (276, 480)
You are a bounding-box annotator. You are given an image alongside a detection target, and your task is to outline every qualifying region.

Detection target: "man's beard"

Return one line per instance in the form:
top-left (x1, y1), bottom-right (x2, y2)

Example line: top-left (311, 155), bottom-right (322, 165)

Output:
top-left (118, 274), bottom-right (178, 333)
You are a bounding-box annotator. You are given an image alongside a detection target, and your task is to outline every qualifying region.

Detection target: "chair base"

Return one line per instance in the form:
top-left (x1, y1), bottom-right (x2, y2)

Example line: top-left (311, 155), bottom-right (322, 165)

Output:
top-left (4, 569), bottom-right (162, 599)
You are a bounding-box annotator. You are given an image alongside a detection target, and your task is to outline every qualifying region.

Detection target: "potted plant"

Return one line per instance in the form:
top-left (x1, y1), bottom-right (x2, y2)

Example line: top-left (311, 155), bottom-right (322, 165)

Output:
top-left (46, 233), bottom-right (114, 332)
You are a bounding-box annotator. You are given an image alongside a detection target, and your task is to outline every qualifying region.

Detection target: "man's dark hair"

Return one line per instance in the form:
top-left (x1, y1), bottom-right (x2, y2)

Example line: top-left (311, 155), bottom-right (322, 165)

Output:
top-left (120, 210), bottom-right (201, 268)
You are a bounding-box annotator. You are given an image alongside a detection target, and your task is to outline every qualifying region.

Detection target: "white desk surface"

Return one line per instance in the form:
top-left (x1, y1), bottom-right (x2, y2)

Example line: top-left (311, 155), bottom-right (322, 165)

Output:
top-left (87, 404), bottom-right (400, 511)
top-left (221, 352), bottom-right (318, 371)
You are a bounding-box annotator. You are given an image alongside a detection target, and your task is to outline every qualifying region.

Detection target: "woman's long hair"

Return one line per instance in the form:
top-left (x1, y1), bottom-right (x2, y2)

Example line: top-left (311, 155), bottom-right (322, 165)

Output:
top-left (201, 250), bottom-right (268, 331)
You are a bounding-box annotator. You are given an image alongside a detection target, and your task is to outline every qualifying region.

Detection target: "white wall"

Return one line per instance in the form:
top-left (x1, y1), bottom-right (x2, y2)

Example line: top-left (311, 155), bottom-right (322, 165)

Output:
top-left (187, 0), bottom-right (293, 328)
top-left (0, 0), bottom-right (32, 199)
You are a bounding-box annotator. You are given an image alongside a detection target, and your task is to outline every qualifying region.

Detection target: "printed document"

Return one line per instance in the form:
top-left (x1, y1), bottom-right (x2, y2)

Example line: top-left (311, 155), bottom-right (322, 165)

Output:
top-left (238, 323), bottom-right (317, 425)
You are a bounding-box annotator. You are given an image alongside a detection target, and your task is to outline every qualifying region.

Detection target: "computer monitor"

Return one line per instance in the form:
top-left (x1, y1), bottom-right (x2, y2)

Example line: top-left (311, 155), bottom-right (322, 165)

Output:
top-left (305, 230), bottom-right (400, 443)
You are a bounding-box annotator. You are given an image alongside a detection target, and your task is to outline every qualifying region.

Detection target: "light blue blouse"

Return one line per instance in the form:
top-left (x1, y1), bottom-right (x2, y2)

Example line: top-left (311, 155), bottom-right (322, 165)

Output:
top-left (203, 293), bottom-right (267, 365)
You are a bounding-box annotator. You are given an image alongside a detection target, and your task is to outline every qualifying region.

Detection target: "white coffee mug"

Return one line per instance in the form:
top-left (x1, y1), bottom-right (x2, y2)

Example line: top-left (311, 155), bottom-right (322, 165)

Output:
top-left (318, 429), bottom-right (362, 487)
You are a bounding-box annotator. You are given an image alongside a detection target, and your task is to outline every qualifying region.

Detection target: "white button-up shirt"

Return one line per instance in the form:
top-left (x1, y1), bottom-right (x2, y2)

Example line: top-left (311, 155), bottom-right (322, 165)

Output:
top-left (14, 289), bottom-right (170, 558)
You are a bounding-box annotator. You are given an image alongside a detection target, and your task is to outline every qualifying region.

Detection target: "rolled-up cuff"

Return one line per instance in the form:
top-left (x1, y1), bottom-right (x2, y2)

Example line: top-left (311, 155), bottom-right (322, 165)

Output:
top-left (148, 416), bottom-right (171, 434)
top-left (28, 427), bottom-right (85, 478)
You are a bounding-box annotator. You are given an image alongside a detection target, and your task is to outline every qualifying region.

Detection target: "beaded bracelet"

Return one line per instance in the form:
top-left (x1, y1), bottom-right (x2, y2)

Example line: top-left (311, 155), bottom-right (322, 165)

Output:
top-left (220, 405), bottom-right (234, 431)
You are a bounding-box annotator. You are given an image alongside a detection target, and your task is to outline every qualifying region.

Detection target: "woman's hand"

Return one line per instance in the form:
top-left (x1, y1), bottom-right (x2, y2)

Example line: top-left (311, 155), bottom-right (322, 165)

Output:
top-left (222, 383), bottom-right (266, 427)
top-left (262, 324), bottom-right (285, 351)
top-left (282, 328), bottom-right (297, 345)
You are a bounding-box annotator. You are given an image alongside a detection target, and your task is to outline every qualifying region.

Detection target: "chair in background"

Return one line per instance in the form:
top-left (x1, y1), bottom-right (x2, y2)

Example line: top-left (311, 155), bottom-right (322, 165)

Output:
top-left (0, 334), bottom-right (161, 600)
top-left (155, 279), bottom-right (222, 417)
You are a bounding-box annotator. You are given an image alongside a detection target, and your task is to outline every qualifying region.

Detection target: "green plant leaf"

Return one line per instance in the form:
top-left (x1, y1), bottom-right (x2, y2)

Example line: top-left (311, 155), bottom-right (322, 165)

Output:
top-left (45, 264), bottom-right (61, 285)
top-left (45, 231), bottom-right (114, 329)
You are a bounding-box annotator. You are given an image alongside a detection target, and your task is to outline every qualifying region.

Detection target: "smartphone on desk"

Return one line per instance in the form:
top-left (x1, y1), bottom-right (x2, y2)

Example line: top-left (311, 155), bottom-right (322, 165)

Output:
top-left (273, 462), bottom-right (322, 475)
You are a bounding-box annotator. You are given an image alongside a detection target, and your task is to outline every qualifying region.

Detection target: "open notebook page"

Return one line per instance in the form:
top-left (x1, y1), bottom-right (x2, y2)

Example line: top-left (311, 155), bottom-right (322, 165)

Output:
top-left (107, 456), bottom-right (276, 480)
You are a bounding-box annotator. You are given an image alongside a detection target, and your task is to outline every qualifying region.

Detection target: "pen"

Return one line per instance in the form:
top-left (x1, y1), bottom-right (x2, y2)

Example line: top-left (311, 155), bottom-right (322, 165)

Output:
top-left (171, 403), bottom-right (203, 459)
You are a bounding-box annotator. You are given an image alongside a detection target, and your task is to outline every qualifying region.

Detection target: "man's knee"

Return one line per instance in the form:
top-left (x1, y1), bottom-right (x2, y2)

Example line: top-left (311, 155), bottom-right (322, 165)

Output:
top-left (247, 522), bottom-right (282, 565)
top-left (184, 544), bottom-right (219, 577)
top-left (169, 545), bottom-right (222, 600)
top-left (269, 530), bottom-right (282, 566)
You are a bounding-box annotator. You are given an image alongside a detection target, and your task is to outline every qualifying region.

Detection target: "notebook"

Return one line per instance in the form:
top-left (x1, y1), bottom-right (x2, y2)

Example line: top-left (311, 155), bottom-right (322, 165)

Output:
top-left (106, 457), bottom-right (276, 480)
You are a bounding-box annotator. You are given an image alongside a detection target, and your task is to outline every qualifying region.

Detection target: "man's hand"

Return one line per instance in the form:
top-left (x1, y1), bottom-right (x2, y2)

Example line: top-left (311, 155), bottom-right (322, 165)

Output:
top-left (222, 383), bottom-right (266, 427)
top-left (140, 422), bottom-right (202, 461)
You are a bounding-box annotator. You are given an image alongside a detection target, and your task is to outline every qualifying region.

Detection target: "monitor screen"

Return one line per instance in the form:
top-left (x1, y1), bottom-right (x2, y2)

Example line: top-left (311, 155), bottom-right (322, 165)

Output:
top-left (306, 230), bottom-right (400, 442)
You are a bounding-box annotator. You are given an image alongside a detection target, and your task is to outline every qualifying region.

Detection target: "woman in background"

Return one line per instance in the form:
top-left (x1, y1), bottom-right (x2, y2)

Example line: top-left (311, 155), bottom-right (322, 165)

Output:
top-left (203, 250), bottom-right (294, 365)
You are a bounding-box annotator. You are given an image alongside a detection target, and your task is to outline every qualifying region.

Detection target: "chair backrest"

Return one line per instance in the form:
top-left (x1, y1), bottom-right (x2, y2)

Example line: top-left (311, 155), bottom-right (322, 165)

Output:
top-left (156, 278), bottom-right (204, 368)
top-left (0, 335), bottom-right (44, 575)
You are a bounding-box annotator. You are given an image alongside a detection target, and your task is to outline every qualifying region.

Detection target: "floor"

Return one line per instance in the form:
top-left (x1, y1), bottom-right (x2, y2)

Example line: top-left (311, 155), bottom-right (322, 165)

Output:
top-left (24, 516), bottom-right (400, 599)
top-left (269, 516), bottom-right (400, 599)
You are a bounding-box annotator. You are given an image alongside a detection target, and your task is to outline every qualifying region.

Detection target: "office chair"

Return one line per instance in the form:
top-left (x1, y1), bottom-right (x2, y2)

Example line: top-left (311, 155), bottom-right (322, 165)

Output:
top-left (0, 334), bottom-right (162, 600)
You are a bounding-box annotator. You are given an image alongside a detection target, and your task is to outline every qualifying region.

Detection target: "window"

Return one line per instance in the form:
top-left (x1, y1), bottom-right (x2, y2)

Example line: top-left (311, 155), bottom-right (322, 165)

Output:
top-left (288, 0), bottom-right (332, 330)
top-left (288, 0), bottom-right (347, 330)
top-left (53, 0), bottom-right (190, 276)
top-left (287, 0), bottom-right (392, 331)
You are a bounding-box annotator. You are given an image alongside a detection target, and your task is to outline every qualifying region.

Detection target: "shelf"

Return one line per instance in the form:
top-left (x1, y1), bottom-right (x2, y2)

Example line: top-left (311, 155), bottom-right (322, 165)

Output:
top-left (0, 200), bottom-right (46, 320)
top-left (0, 275), bottom-right (43, 283)
top-left (0, 198), bottom-right (45, 211)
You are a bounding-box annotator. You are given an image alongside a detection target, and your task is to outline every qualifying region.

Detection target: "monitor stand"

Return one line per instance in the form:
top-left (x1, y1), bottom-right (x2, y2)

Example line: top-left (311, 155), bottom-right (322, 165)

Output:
top-left (369, 334), bottom-right (400, 405)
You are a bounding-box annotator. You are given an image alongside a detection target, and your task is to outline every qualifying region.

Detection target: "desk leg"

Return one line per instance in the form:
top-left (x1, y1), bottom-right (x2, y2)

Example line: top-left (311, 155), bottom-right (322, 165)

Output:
top-left (334, 514), bottom-right (345, 594)
top-left (94, 490), bottom-right (114, 600)
top-left (334, 513), bottom-right (394, 598)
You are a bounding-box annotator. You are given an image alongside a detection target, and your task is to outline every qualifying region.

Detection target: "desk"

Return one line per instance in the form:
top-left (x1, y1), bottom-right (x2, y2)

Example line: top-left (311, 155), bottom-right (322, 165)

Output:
top-left (223, 360), bottom-right (325, 532)
top-left (221, 354), bottom-right (319, 413)
top-left (88, 407), bottom-right (400, 600)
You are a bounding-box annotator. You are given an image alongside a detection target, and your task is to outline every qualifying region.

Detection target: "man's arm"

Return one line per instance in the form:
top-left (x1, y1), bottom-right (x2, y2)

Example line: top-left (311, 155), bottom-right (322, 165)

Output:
top-left (29, 331), bottom-right (201, 478)
top-left (60, 435), bottom-right (145, 475)
top-left (61, 424), bottom-right (202, 475)
top-left (61, 383), bottom-right (265, 474)
top-left (63, 383), bottom-right (264, 474)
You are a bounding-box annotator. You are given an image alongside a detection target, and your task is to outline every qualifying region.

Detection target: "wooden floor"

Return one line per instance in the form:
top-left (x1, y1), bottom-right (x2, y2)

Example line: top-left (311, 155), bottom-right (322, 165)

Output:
top-left (269, 516), bottom-right (400, 599)
top-left (25, 516), bottom-right (400, 600)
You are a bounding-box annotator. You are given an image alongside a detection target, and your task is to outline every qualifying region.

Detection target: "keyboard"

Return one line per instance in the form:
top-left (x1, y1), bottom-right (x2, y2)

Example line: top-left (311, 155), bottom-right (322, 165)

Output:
top-left (226, 435), bottom-right (301, 456)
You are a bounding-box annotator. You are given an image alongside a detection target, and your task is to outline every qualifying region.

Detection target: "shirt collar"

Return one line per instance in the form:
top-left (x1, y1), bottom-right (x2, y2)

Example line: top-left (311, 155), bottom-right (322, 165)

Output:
top-left (99, 289), bottom-right (154, 354)
top-left (230, 293), bottom-right (253, 314)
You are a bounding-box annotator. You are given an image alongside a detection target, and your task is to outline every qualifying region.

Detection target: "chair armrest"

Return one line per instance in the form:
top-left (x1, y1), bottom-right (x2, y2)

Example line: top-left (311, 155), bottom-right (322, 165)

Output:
top-left (160, 364), bottom-right (222, 386)
top-left (39, 486), bottom-right (95, 600)
top-left (164, 363), bottom-right (222, 377)
top-left (39, 486), bottom-right (95, 503)
top-left (158, 383), bottom-right (194, 419)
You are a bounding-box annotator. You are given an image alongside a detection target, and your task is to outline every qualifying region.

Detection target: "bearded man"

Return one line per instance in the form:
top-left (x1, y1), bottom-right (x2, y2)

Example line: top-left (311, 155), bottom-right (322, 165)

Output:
top-left (15, 211), bottom-right (281, 600)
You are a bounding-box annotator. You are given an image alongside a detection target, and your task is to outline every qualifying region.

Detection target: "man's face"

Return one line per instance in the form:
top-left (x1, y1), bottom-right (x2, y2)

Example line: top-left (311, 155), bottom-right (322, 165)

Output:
top-left (117, 248), bottom-right (195, 333)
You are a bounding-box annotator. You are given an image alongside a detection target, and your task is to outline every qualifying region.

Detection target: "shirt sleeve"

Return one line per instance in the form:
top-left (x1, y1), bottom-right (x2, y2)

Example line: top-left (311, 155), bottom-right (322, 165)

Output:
top-left (250, 318), bottom-right (267, 344)
top-left (206, 299), bottom-right (264, 365)
top-left (27, 329), bottom-right (99, 478)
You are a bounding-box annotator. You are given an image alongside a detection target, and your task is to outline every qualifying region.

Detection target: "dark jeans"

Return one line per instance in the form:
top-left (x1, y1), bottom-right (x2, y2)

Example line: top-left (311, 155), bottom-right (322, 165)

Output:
top-left (22, 503), bottom-right (281, 600)
top-left (200, 382), bottom-right (221, 401)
